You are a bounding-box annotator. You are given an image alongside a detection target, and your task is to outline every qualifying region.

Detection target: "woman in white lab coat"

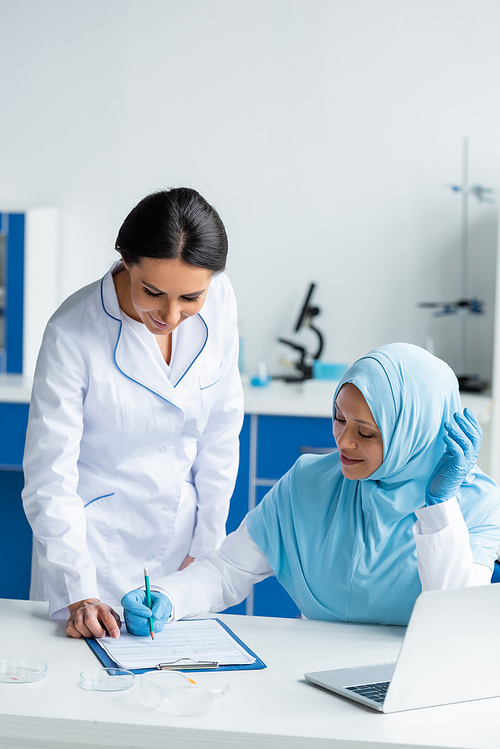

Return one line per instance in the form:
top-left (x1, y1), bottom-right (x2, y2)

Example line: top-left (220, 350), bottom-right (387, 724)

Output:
top-left (122, 343), bottom-right (500, 633)
top-left (22, 187), bottom-right (243, 639)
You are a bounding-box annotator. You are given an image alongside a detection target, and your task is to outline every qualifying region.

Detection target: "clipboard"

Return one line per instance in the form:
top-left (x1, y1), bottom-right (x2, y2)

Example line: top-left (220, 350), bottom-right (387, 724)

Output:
top-left (86, 618), bottom-right (266, 674)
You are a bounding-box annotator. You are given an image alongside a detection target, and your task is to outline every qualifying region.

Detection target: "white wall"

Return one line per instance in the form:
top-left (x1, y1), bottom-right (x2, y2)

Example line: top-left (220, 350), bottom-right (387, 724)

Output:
top-left (0, 0), bottom-right (499, 383)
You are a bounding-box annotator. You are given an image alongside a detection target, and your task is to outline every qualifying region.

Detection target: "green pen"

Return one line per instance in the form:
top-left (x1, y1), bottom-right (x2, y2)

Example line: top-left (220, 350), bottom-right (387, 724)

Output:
top-left (143, 567), bottom-right (155, 640)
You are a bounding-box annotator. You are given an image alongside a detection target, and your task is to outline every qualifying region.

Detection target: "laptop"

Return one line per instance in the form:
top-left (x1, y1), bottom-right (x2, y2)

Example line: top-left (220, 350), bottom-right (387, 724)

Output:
top-left (304, 584), bottom-right (500, 713)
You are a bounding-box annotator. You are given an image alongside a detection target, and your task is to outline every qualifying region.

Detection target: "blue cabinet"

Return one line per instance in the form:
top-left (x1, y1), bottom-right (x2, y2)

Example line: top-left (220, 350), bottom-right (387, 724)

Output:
top-left (0, 402), bottom-right (30, 469)
top-left (0, 402), bottom-right (31, 599)
top-left (224, 413), bottom-right (335, 618)
top-left (0, 206), bottom-right (57, 599)
top-left (225, 416), bottom-right (251, 538)
top-left (221, 416), bottom-right (251, 615)
top-left (256, 415), bottom-right (335, 480)
top-left (0, 208), bottom-right (58, 377)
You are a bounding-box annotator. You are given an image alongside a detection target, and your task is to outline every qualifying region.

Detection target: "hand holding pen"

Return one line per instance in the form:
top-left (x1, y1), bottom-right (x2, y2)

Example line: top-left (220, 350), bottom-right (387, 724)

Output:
top-left (121, 575), bottom-right (173, 637)
top-left (144, 567), bottom-right (155, 639)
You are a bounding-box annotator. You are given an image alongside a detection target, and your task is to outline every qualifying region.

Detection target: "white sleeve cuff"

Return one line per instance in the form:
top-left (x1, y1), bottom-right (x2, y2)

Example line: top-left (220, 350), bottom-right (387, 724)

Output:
top-left (413, 497), bottom-right (491, 590)
top-left (414, 496), bottom-right (460, 536)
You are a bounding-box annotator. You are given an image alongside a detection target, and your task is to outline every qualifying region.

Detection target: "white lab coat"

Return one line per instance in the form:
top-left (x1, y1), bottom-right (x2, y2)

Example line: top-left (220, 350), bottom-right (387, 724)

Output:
top-left (159, 497), bottom-right (493, 621)
top-left (22, 263), bottom-right (244, 618)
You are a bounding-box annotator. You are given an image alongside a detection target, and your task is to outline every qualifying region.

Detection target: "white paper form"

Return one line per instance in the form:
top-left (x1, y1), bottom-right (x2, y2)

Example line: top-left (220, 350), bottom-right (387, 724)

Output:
top-left (97, 619), bottom-right (256, 669)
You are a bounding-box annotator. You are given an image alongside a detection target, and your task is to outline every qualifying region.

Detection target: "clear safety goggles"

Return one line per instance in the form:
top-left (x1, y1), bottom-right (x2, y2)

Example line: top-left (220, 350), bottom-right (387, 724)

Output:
top-left (140, 671), bottom-right (229, 716)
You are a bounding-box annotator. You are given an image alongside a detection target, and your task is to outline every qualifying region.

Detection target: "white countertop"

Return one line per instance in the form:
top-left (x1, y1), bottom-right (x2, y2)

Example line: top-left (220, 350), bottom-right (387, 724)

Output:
top-left (244, 378), bottom-right (494, 423)
top-left (243, 378), bottom-right (339, 417)
top-left (0, 373), bottom-right (33, 403)
top-left (0, 372), bottom-right (493, 426)
top-left (1, 599), bottom-right (500, 749)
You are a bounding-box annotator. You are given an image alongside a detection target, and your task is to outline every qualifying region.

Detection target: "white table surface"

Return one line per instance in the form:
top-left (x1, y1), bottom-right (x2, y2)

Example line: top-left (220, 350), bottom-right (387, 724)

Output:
top-left (0, 599), bottom-right (498, 749)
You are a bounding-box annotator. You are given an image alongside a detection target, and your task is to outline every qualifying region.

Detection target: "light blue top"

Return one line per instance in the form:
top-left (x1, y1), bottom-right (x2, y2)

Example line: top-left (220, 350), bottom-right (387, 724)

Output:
top-left (246, 343), bottom-right (500, 625)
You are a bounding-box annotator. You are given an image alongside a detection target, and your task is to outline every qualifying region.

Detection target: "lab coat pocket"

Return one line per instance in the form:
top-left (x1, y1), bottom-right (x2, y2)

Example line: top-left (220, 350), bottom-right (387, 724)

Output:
top-left (83, 492), bottom-right (119, 568)
top-left (198, 359), bottom-right (225, 432)
top-left (199, 359), bottom-right (225, 391)
top-left (84, 492), bottom-right (115, 509)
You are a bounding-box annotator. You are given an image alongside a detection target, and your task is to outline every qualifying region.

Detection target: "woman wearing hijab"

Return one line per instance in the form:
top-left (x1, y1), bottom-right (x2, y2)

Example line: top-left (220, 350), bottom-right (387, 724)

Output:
top-left (121, 343), bottom-right (500, 633)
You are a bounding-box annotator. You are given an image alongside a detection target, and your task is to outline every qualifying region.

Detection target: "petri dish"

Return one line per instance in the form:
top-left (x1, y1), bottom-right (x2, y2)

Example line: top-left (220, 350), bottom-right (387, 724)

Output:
top-left (79, 667), bottom-right (135, 691)
top-left (0, 658), bottom-right (47, 683)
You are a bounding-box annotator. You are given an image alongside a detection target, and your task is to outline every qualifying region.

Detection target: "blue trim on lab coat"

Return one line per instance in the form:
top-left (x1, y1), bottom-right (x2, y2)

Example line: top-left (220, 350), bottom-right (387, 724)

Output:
top-left (84, 493), bottom-right (115, 508)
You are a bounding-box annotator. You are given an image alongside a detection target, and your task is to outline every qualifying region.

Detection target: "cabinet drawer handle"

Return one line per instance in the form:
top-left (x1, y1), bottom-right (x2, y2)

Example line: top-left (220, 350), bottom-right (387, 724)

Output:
top-left (299, 446), bottom-right (336, 455)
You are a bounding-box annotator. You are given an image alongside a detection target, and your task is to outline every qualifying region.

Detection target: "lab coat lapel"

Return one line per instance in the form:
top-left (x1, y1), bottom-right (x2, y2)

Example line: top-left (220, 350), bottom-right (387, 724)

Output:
top-left (100, 268), bottom-right (179, 407)
top-left (169, 314), bottom-right (208, 388)
top-left (114, 321), bottom-right (182, 407)
top-left (100, 268), bottom-right (207, 405)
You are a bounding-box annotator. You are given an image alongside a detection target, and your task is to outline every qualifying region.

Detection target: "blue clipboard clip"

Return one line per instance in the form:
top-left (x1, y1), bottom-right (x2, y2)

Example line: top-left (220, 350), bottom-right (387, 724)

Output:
top-left (156, 658), bottom-right (219, 670)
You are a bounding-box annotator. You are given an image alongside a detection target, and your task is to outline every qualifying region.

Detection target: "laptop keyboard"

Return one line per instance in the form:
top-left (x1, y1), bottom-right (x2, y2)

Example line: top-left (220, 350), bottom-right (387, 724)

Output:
top-left (346, 681), bottom-right (390, 704)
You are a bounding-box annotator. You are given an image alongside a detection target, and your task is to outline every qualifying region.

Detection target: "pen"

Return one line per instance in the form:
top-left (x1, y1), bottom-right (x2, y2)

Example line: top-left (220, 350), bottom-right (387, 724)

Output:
top-left (143, 567), bottom-right (155, 640)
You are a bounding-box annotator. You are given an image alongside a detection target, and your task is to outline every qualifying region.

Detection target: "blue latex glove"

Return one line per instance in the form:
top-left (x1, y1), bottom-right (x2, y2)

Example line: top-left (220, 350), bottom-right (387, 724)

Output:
top-left (121, 589), bottom-right (173, 636)
top-left (425, 407), bottom-right (482, 505)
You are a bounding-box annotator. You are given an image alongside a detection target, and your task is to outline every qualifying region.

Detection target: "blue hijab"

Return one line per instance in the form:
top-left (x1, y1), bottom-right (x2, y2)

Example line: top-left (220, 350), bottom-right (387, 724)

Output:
top-left (246, 343), bottom-right (500, 625)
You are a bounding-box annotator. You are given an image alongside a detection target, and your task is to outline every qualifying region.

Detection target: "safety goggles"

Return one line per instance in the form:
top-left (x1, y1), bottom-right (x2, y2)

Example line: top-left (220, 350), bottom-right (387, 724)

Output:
top-left (140, 671), bottom-right (229, 716)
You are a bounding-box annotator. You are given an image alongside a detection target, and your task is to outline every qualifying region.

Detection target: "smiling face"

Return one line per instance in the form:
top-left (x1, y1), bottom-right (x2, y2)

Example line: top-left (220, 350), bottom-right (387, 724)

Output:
top-left (333, 383), bottom-right (384, 480)
top-left (118, 257), bottom-right (213, 337)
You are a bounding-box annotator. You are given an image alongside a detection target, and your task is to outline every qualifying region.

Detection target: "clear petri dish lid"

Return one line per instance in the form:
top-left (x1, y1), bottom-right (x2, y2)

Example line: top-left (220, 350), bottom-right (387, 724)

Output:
top-left (140, 670), bottom-right (229, 716)
top-left (79, 667), bottom-right (135, 691)
top-left (0, 658), bottom-right (48, 683)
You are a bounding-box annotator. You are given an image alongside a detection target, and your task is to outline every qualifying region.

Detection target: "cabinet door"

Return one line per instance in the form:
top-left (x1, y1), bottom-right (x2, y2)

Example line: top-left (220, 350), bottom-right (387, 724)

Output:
top-left (257, 415), bottom-right (335, 480)
top-left (0, 403), bottom-right (29, 468)
top-left (0, 403), bottom-right (32, 598)
top-left (1, 469), bottom-right (31, 599)
top-left (252, 485), bottom-right (300, 619)
top-left (223, 413), bottom-right (336, 619)
top-left (222, 415), bottom-right (251, 615)
top-left (226, 414), bottom-right (250, 535)
top-left (253, 415), bottom-right (335, 619)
